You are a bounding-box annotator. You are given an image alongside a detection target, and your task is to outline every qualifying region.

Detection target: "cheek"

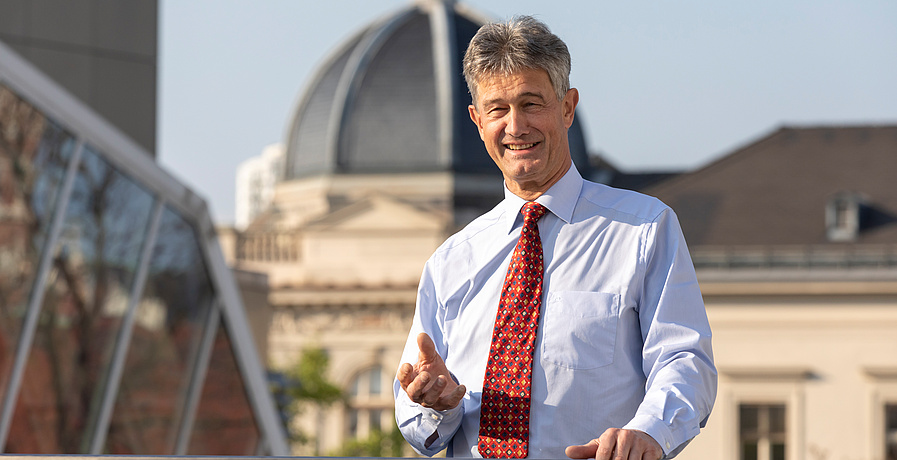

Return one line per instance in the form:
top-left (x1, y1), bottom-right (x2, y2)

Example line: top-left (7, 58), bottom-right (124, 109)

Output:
top-left (483, 126), bottom-right (503, 145)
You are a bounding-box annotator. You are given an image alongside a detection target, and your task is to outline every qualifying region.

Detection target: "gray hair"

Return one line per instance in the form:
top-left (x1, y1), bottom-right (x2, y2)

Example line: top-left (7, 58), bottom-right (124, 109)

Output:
top-left (462, 15), bottom-right (571, 106)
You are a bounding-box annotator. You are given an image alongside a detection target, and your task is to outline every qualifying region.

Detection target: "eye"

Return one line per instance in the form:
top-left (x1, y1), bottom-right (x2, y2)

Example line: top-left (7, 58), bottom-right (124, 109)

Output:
top-left (487, 106), bottom-right (508, 116)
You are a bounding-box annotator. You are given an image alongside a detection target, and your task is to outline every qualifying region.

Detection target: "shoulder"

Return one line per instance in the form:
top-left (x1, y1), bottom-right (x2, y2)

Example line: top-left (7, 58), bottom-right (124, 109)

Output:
top-left (576, 179), bottom-right (671, 225)
top-left (433, 201), bottom-right (507, 256)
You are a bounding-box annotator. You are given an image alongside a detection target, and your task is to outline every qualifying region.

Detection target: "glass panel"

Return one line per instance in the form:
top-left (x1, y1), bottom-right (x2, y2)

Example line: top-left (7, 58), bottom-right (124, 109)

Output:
top-left (0, 84), bottom-right (76, 452)
top-left (369, 366), bottom-right (382, 396)
top-left (886, 404), bottom-right (897, 460)
top-left (347, 409), bottom-right (358, 438)
top-left (771, 442), bottom-right (786, 460)
top-left (739, 405), bottom-right (759, 437)
top-left (740, 403), bottom-right (788, 460)
top-left (349, 374), bottom-right (359, 397)
top-left (104, 205), bottom-right (214, 454)
top-left (741, 442), bottom-right (758, 460)
top-left (769, 404), bottom-right (786, 435)
top-left (370, 409), bottom-right (382, 432)
top-left (6, 146), bottom-right (153, 453)
top-left (187, 314), bottom-right (260, 455)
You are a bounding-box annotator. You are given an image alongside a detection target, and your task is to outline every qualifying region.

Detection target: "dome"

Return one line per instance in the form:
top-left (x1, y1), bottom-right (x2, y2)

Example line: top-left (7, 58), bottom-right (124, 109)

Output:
top-left (283, 0), bottom-right (591, 181)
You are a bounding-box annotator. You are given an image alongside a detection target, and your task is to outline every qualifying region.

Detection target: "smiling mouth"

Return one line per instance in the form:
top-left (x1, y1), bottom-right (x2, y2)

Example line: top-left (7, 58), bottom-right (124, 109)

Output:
top-left (505, 142), bottom-right (538, 151)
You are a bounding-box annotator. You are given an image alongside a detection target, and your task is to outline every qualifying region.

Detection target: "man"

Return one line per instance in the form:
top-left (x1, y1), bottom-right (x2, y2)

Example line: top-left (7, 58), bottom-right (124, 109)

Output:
top-left (394, 16), bottom-right (716, 460)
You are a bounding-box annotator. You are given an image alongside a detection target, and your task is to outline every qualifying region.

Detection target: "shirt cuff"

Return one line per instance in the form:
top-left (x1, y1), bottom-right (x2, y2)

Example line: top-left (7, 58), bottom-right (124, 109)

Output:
top-left (395, 389), bottom-right (464, 455)
top-left (418, 404), bottom-right (463, 448)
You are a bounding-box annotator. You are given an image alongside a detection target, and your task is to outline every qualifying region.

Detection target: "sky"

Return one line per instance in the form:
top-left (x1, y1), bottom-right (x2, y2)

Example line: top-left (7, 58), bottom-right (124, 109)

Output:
top-left (158, 0), bottom-right (897, 225)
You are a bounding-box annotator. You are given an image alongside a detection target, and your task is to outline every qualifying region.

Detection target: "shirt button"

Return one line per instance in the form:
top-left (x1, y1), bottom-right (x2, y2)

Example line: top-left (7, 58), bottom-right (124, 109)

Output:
top-left (666, 442), bottom-right (671, 449)
top-left (431, 414), bottom-right (439, 421)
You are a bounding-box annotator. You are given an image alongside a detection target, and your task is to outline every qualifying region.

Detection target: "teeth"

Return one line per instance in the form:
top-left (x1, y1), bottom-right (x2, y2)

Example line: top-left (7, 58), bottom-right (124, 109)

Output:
top-left (506, 143), bottom-right (536, 150)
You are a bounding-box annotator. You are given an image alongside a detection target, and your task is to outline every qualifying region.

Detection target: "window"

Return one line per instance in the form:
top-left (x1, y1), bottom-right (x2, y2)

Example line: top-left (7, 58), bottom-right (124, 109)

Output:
top-left (104, 205), bottom-right (215, 454)
top-left (826, 191), bottom-right (865, 241)
top-left (8, 145), bottom-right (154, 453)
top-left (188, 316), bottom-right (261, 455)
top-left (0, 47), bottom-right (288, 454)
top-left (887, 404), bottom-right (897, 460)
top-left (740, 404), bottom-right (786, 460)
top-left (0, 86), bottom-right (74, 426)
top-left (346, 365), bottom-right (391, 440)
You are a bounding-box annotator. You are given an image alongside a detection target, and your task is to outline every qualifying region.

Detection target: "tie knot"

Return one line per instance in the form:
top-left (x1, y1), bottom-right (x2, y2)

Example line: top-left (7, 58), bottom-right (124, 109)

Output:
top-left (521, 202), bottom-right (547, 223)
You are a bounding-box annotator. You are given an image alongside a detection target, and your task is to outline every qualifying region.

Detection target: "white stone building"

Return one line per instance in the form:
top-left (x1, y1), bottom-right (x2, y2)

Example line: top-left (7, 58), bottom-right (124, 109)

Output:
top-left (221, 0), bottom-right (897, 458)
top-left (235, 143), bottom-right (285, 230)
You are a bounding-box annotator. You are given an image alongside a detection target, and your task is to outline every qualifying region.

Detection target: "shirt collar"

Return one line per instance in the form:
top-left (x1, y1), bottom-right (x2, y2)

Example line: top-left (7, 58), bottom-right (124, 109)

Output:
top-left (501, 164), bottom-right (583, 234)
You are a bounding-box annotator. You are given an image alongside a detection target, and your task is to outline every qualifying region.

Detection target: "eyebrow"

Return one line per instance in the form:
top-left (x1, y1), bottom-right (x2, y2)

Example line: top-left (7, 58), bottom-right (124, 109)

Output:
top-left (481, 91), bottom-right (547, 108)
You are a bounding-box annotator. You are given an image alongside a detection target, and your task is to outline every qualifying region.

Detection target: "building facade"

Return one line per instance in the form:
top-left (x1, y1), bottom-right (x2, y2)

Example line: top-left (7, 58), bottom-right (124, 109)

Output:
top-left (646, 126), bottom-right (897, 460)
top-left (0, 0), bottom-right (158, 155)
top-left (226, 1), bottom-right (897, 458)
top-left (235, 144), bottom-right (285, 230)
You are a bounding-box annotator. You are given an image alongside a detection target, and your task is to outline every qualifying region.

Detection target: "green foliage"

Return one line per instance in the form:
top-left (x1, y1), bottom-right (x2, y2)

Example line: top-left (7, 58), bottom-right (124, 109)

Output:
top-left (268, 347), bottom-right (345, 449)
top-left (329, 422), bottom-right (406, 458)
top-left (287, 347), bottom-right (344, 404)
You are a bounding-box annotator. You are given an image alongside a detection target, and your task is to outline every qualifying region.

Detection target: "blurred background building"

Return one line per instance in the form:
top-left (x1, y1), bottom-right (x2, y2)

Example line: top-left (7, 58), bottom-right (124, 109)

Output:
top-left (646, 125), bottom-right (897, 460)
top-left (224, 2), bottom-right (897, 459)
top-left (0, 0), bottom-right (288, 455)
top-left (0, 0), bottom-right (157, 155)
top-left (235, 144), bottom-right (285, 231)
top-left (1, 0), bottom-right (895, 459)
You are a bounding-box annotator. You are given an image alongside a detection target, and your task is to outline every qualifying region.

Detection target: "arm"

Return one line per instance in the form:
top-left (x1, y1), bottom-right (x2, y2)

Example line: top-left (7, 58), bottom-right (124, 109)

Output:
top-left (394, 333), bottom-right (466, 456)
top-left (625, 207), bottom-right (717, 457)
top-left (394, 262), bottom-right (467, 456)
top-left (567, 208), bottom-right (717, 460)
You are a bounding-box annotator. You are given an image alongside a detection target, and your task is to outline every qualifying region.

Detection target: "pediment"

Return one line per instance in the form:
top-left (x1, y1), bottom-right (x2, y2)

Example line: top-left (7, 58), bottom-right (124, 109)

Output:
top-left (304, 194), bottom-right (446, 232)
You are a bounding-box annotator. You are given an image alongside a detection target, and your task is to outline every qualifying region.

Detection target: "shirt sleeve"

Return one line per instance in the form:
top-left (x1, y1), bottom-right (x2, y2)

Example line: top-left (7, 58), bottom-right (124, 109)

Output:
top-left (393, 256), bottom-right (465, 456)
top-left (394, 388), bottom-right (464, 455)
top-left (623, 207), bottom-right (718, 458)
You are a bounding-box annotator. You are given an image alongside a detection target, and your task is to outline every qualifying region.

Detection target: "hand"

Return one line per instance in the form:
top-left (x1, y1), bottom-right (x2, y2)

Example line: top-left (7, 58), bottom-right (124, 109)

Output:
top-left (396, 333), bottom-right (467, 411)
top-left (565, 428), bottom-right (664, 460)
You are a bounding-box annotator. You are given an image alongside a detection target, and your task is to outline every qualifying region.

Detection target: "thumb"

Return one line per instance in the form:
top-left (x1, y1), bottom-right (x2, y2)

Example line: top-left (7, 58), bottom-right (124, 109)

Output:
top-left (565, 440), bottom-right (599, 459)
top-left (417, 333), bottom-right (439, 364)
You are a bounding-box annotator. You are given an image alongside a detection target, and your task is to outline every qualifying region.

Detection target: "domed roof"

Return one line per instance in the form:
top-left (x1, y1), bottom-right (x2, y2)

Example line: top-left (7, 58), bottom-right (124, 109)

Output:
top-left (283, 0), bottom-right (591, 181)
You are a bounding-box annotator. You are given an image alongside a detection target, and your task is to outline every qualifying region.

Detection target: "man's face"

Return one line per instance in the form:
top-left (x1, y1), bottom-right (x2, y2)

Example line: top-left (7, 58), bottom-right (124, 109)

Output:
top-left (468, 67), bottom-right (578, 199)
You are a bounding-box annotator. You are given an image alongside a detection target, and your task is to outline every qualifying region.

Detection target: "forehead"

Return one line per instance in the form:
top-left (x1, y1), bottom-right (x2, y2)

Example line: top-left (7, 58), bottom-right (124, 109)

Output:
top-left (475, 68), bottom-right (554, 104)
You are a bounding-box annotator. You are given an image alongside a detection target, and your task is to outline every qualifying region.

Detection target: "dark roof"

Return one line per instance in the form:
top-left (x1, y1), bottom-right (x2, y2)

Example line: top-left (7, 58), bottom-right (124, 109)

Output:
top-left (585, 151), bottom-right (683, 191)
top-left (606, 171), bottom-right (682, 193)
top-left (282, 1), bottom-right (591, 181)
top-left (645, 125), bottom-right (897, 248)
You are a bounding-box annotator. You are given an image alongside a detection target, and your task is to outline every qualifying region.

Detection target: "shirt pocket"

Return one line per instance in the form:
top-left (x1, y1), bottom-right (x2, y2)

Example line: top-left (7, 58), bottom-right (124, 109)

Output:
top-left (540, 291), bottom-right (620, 370)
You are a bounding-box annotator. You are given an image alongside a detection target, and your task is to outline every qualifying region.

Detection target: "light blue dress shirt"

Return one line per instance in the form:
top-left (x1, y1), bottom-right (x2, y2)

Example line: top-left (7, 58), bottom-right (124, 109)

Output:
top-left (394, 165), bottom-right (717, 458)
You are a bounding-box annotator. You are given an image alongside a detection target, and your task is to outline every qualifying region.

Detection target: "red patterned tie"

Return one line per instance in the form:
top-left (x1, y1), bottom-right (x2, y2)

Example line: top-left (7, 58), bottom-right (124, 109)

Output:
top-left (478, 201), bottom-right (547, 458)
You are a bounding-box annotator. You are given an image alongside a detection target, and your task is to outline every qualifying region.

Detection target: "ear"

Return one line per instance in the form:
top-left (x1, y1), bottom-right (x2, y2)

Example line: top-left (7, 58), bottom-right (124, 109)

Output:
top-left (468, 104), bottom-right (486, 141)
top-left (562, 88), bottom-right (579, 129)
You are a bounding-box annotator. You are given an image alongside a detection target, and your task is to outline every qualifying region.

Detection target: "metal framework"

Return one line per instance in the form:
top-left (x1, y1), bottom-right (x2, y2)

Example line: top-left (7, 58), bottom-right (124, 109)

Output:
top-left (0, 40), bottom-right (289, 455)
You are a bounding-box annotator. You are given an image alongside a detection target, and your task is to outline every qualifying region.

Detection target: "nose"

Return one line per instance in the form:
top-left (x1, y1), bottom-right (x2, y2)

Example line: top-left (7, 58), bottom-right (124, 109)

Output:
top-left (504, 108), bottom-right (529, 138)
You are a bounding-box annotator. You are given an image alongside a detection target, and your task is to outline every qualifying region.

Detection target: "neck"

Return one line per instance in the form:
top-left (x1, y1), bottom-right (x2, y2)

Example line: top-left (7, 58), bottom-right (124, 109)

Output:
top-left (505, 163), bottom-right (572, 201)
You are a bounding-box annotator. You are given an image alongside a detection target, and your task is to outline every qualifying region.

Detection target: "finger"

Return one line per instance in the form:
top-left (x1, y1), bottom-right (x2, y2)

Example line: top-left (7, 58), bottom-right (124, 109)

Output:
top-left (417, 333), bottom-right (438, 364)
top-left (564, 439), bottom-right (599, 459)
top-left (620, 431), bottom-right (641, 460)
top-left (406, 371), bottom-right (432, 403)
top-left (421, 375), bottom-right (447, 407)
top-left (595, 430), bottom-right (618, 460)
top-left (632, 450), bottom-right (646, 460)
top-left (396, 362), bottom-right (416, 388)
top-left (438, 383), bottom-right (466, 409)
top-left (609, 430), bottom-right (632, 460)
